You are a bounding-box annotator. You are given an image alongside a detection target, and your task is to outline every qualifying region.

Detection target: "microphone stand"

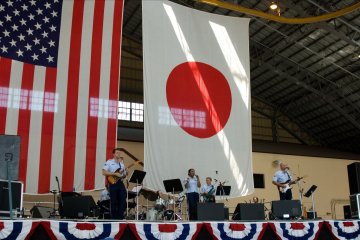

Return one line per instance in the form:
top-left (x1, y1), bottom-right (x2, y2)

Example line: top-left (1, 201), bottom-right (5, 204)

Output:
top-left (5, 153), bottom-right (14, 219)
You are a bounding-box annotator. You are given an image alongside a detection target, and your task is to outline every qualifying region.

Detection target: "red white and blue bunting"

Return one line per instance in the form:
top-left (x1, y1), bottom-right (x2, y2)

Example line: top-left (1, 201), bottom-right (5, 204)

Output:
top-left (269, 221), bottom-right (323, 240)
top-left (205, 222), bottom-right (268, 240)
top-left (128, 222), bottom-right (203, 240)
top-left (42, 220), bottom-right (126, 240)
top-left (0, 220), bottom-right (39, 240)
top-left (326, 220), bottom-right (360, 240)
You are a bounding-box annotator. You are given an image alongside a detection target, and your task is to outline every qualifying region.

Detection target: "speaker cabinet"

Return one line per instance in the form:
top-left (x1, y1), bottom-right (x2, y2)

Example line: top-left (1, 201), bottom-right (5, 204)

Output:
top-left (62, 195), bottom-right (97, 219)
top-left (343, 205), bottom-right (351, 219)
top-left (197, 203), bottom-right (224, 220)
top-left (0, 180), bottom-right (23, 216)
top-left (348, 163), bottom-right (360, 195)
top-left (232, 203), bottom-right (265, 220)
top-left (350, 194), bottom-right (360, 219)
top-left (31, 206), bottom-right (53, 218)
top-left (272, 200), bottom-right (301, 219)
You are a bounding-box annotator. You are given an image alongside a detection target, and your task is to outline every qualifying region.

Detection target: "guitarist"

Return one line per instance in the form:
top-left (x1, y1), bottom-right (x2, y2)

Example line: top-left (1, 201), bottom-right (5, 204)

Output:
top-left (102, 148), bottom-right (128, 219)
top-left (272, 163), bottom-right (296, 200)
top-left (200, 177), bottom-right (216, 203)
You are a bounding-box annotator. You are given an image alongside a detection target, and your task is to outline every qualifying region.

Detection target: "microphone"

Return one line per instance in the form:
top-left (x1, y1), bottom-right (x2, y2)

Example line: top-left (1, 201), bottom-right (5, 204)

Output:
top-left (55, 176), bottom-right (59, 182)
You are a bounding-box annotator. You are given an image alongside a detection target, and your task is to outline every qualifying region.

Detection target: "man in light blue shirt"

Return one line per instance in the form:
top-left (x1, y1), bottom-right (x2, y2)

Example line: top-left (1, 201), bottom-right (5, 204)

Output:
top-left (102, 148), bottom-right (127, 219)
top-left (272, 163), bottom-right (296, 200)
top-left (200, 177), bottom-right (217, 203)
top-left (183, 168), bottom-right (201, 220)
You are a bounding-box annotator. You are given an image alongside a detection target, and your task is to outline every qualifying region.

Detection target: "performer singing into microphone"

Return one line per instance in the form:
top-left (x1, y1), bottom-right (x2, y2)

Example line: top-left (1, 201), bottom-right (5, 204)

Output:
top-left (102, 148), bottom-right (128, 219)
top-left (272, 162), bottom-right (296, 200)
top-left (183, 168), bottom-right (201, 220)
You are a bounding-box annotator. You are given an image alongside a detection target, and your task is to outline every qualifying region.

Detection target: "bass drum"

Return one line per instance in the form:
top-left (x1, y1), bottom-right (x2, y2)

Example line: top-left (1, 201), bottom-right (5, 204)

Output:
top-left (146, 208), bottom-right (163, 221)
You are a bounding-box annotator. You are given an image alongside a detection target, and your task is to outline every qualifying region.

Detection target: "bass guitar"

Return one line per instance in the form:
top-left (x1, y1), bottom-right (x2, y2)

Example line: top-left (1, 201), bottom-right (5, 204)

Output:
top-left (107, 161), bottom-right (143, 185)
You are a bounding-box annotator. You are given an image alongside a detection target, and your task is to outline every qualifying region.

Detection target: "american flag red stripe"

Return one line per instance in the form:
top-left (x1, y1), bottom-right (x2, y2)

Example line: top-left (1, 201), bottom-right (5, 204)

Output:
top-left (0, 0), bottom-right (123, 193)
top-left (107, 0), bottom-right (123, 160)
top-left (0, 58), bottom-right (12, 133)
top-left (84, 0), bottom-right (106, 190)
top-left (38, 67), bottom-right (57, 193)
top-left (18, 64), bottom-right (35, 190)
top-left (61, 0), bottom-right (85, 192)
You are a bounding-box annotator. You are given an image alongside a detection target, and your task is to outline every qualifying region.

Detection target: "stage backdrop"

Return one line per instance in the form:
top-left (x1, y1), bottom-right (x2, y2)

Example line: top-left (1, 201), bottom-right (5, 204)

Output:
top-left (0, 0), bottom-right (123, 193)
top-left (143, 0), bottom-right (253, 197)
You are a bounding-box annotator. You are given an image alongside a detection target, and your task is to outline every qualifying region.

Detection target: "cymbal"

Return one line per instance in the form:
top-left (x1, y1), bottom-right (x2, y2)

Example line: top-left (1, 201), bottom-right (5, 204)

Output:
top-left (140, 188), bottom-right (158, 201)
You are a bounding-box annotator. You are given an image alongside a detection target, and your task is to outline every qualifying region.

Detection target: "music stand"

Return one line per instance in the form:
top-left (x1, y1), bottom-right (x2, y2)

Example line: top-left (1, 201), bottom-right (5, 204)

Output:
top-left (163, 179), bottom-right (183, 221)
top-left (304, 185), bottom-right (317, 219)
top-left (216, 186), bottom-right (231, 200)
top-left (129, 170), bottom-right (146, 220)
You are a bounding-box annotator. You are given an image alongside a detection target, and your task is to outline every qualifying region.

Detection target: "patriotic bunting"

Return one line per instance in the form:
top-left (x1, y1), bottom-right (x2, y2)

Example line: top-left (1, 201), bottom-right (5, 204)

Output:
top-left (326, 220), bottom-right (360, 240)
top-left (42, 221), bottom-right (126, 240)
top-left (205, 222), bottom-right (268, 240)
top-left (269, 221), bottom-right (323, 240)
top-left (128, 222), bottom-right (203, 240)
top-left (0, 220), bottom-right (39, 240)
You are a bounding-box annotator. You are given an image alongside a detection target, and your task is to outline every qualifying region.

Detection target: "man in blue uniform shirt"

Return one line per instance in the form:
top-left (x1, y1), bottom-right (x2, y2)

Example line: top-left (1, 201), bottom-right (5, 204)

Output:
top-left (272, 162), bottom-right (296, 200)
top-left (102, 148), bottom-right (128, 219)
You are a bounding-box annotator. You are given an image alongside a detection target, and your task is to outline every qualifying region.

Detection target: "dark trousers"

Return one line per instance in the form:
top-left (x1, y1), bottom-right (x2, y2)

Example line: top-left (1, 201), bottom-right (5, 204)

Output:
top-left (279, 189), bottom-right (292, 200)
top-left (186, 192), bottom-right (199, 220)
top-left (109, 180), bottom-right (126, 219)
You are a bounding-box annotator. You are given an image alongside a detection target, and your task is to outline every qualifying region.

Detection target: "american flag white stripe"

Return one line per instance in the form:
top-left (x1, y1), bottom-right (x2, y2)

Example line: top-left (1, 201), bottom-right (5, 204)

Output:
top-left (4, 61), bottom-right (23, 135)
top-left (73, 0), bottom-right (95, 191)
top-left (95, 0), bottom-right (115, 189)
top-left (26, 66), bottom-right (46, 193)
top-left (49, 0), bottom-right (74, 192)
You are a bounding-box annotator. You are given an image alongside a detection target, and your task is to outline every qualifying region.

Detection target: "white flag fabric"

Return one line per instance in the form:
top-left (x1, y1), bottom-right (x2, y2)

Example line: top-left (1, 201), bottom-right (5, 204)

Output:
top-left (143, 1), bottom-right (253, 197)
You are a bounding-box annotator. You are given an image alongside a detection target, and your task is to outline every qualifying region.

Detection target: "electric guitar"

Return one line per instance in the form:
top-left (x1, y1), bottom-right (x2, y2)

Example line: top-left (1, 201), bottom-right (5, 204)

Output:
top-left (278, 176), bottom-right (307, 193)
top-left (203, 186), bottom-right (216, 202)
top-left (107, 161), bottom-right (143, 185)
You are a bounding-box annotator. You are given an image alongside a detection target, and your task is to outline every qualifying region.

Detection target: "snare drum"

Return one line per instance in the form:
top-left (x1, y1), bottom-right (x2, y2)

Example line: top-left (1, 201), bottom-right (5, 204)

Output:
top-left (163, 210), bottom-right (179, 220)
top-left (155, 198), bottom-right (166, 211)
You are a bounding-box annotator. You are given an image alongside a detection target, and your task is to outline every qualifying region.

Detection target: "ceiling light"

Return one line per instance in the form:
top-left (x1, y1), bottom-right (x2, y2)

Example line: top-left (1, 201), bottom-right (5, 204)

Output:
top-left (270, 1), bottom-right (278, 10)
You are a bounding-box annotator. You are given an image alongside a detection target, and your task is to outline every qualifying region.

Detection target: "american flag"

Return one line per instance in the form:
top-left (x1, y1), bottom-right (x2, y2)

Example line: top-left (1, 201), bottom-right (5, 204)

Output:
top-left (0, 0), bottom-right (123, 193)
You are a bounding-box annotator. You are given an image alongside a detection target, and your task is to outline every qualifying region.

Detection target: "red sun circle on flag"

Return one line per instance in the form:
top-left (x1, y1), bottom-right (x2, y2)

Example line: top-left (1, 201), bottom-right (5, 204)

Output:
top-left (166, 61), bottom-right (232, 138)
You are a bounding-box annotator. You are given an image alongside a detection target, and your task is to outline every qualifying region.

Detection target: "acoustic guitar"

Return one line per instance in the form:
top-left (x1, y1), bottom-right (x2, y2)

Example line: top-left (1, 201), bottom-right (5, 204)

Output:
top-left (107, 161), bottom-right (144, 185)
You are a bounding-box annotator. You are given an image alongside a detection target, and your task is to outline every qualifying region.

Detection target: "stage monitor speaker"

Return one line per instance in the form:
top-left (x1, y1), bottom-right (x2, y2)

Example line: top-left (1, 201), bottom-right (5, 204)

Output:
top-left (343, 205), bottom-right (351, 219)
top-left (197, 203), bottom-right (224, 220)
top-left (232, 203), bottom-right (265, 220)
top-left (348, 163), bottom-right (360, 195)
top-left (0, 180), bottom-right (23, 216)
top-left (62, 195), bottom-right (97, 219)
top-left (350, 194), bottom-right (360, 219)
top-left (272, 200), bottom-right (301, 219)
top-left (31, 206), bottom-right (52, 218)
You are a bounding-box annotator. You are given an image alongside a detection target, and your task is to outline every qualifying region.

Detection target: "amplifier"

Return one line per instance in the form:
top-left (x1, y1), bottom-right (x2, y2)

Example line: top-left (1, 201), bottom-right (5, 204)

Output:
top-left (350, 194), bottom-right (360, 219)
top-left (0, 180), bottom-right (23, 216)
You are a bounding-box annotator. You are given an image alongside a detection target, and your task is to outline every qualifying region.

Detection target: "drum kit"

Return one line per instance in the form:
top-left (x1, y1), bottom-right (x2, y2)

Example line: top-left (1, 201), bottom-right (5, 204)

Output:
top-left (141, 189), bottom-right (185, 221)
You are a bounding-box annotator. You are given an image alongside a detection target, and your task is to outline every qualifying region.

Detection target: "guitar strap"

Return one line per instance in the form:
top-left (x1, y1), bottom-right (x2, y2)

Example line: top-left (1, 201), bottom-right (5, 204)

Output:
top-left (285, 171), bottom-right (291, 181)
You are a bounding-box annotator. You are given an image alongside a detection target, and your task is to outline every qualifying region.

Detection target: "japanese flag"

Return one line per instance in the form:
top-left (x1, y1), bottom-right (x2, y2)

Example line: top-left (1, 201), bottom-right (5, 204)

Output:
top-left (143, 0), bottom-right (253, 197)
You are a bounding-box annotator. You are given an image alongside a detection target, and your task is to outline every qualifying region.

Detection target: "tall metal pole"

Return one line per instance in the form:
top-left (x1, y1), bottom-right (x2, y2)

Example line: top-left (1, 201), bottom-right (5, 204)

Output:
top-left (5, 153), bottom-right (14, 219)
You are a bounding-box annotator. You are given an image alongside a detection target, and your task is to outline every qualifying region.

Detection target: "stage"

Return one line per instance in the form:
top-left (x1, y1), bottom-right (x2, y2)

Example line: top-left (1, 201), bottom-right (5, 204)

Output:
top-left (0, 219), bottom-right (358, 239)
